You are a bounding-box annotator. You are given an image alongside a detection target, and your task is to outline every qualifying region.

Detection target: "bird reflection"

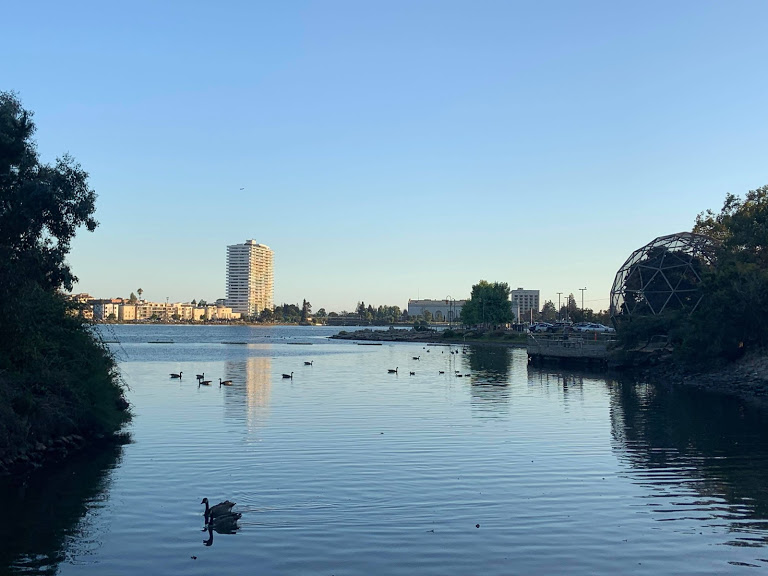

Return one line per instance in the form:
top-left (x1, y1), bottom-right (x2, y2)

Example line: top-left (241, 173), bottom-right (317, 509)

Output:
top-left (202, 511), bottom-right (242, 546)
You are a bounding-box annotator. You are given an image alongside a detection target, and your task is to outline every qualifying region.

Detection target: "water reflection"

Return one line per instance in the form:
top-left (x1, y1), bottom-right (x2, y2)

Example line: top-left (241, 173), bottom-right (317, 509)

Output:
top-left (609, 379), bottom-right (768, 544)
top-left (222, 352), bottom-right (272, 430)
top-left (0, 445), bottom-right (122, 575)
top-left (202, 512), bottom-right (241, 546)
top-left (464, 346), bottom-right (513, 415)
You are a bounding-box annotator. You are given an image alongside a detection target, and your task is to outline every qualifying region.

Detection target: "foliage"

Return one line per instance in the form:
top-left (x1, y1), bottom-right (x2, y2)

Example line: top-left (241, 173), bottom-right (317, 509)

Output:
top-left (460, 280), bottom-right (513, 326)
top-left (540, 300), bottom-right (557, 322)
top-left (0, 92), bottom-right (129, 459)
top-left (128, 292), bottom-right (137, 304)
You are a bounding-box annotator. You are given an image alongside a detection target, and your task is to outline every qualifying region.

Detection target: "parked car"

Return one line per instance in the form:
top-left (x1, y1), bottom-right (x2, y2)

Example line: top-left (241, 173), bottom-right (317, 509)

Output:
top-left (529, 322), bottom-right (554, 333)
top-left (574, 322), bottom-right (615, 333)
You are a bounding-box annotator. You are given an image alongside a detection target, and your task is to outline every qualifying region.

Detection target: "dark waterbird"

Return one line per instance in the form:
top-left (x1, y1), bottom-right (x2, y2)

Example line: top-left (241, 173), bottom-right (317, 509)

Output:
top-left (388, 367), bottom-right (398, 374)
top-left (170, 372), bottom-right (182, 379)
top-left (199, 380), bottom-right (212, 386)
top-left (219, 378), bottom-right (233, 387)
top-left (201, 498), bottom-right (236, 519)
top-left (282, 372), bottom-right (293, 379)
top-left (304, 361), bottom-right (313, 366)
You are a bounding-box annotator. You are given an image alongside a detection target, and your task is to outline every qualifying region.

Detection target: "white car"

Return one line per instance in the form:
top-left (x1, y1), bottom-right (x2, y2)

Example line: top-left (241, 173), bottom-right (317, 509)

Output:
top-left (575, 322), bottom-right (615, 333)
top-left (529, 322), bottom-right (554, 333)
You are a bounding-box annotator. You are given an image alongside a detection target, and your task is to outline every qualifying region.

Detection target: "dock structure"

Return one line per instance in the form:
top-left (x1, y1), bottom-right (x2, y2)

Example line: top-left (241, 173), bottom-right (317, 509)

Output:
top-left (526, 334), bottom-right (612, 364)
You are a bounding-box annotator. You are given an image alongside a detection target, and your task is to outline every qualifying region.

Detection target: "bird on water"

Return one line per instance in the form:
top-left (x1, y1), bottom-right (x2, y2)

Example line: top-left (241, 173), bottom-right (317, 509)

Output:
top-left (282, 372), bottom-right (293, 379)
top-left (170, 372), bottom-right (182, 379)
top-left (201, 498), bottom-right (236, 519)
top-left (388, 367), bottom-right (398, 374)
top-left (304, 361), bottom-right (313, 366)
top-left (219, 378), bottom-right (233, 387)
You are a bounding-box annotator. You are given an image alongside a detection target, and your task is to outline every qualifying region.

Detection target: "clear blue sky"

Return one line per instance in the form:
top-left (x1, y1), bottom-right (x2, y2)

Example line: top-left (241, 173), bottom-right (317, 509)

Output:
top-left (3, 1), bottom-right (767, 313)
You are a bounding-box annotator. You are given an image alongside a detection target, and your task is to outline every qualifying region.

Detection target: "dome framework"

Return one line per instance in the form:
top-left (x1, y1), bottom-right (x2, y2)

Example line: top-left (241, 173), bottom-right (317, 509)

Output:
top-left (610, 232), bottom-right (716, 324)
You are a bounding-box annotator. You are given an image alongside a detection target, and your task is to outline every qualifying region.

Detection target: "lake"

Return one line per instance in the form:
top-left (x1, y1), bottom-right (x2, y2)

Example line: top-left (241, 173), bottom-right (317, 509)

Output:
top-left (2, 324), bottom-right (768, 575)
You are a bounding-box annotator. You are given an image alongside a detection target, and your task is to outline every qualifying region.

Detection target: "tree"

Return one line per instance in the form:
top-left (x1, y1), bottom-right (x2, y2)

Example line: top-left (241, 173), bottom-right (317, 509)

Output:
top-left (423, 310), bottom-right (433, 322)
top-left (137, 288), bottom-right (143, 301)
top-left (191, 299), bottom-right (197, 306)
top-left (540, 300), bottom-right (557, 322)
top-left (128, 292), bottom-right (137, 304)
top-left (0, 92), bottom-right (97, 294)
top-left (460, 280), bottom-right (513, 327)
top-left (316, 308), bottom-right (327, 317)
top-left (198, 299), bottom-right (208, 307)
top-left (301, 299), bottom-right (312, 322)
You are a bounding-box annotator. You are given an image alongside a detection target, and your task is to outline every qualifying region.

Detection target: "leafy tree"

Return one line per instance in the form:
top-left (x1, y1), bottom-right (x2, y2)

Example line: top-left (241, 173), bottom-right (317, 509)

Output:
top-left (198, 299), bottom-right (208, 307)
top-left (0, 92), bottom-right (97, 294)
top-left (316, 308), bottom-right (327, 317)
top-left (301, 299), bottom-right (312, 322)
top-left (540, 300), bottom-right (557, 322)
top-left (137, 288), bottom-right (143, 300)
top-left (128, 292), bottom-right (137, 304)
top-left (423, 310), bottom-right (433, 322)
top-left (460, 280), bottom-right (513, 327)
top-left (191, 299), bottom-right (197, 306)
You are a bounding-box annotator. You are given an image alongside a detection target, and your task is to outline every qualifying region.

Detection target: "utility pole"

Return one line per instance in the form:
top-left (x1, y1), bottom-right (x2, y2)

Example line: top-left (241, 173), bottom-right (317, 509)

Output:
top-left (579, 287), bottom-right (587, 318)
top-left (557, 292), bottom-right (563, 321)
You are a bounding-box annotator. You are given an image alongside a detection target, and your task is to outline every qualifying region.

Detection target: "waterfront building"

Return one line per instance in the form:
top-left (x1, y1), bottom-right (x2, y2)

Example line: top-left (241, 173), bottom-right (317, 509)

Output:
top-left (92, 298), bottom-right (122, 320)
top-left (407, 299), bottom-right (466, 322)
top-left (226, 240), bottom-right (274, 317)
top-left (510, 287), bottom-right (540, 323)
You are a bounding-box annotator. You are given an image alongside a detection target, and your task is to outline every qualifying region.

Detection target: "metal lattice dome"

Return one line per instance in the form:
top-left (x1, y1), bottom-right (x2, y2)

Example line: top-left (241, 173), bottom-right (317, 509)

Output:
top-left (610, 232), bottom-right (716, 324)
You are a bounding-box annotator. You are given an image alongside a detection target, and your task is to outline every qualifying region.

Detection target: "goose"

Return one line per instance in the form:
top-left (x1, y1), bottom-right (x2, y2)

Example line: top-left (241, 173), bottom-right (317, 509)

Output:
top-left (304, 361), bottom-right (313, 366)
top-left (199, 380), bottom-right (212, 386)
top-left (219, 378), bottom-right (233, 387)
top-left (282, 372), bottom-right (293, 379)
top-left (409, 371), bottom-right (415, 376)
top-left (412, 356), bottom-right (420, 360)
top-left (196, 372), bottom-right (204, 380)
top-left (439, 371), bottom-right (445, 374)
top-left (387, 367), bottom-right (398, 374)
top-left (170, 372), bottom-right (182, 379)
top-left (201, 498), bottom-right (236, 519)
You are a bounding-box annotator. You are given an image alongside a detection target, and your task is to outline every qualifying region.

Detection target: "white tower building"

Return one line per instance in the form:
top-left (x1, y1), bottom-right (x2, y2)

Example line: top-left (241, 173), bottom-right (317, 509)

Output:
top-left (226, 240), bottom-right (274, 317)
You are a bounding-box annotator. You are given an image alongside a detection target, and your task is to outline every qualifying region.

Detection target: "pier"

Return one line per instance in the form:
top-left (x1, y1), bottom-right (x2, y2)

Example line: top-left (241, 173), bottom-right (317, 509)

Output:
top-left (526, 333), bottom-right (613, 364)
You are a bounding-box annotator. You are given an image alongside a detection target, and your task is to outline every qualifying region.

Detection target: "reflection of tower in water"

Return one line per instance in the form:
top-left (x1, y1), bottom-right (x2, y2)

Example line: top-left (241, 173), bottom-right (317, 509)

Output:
top-left (222, 355), bottom-right (272, 430)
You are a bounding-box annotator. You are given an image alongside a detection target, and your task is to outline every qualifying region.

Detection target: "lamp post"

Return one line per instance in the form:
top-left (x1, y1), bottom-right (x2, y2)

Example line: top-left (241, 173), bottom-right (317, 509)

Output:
top-left (579, 287), bottom-right (587, 319)
top-left (557, 292), bottom-right (563, 322)
top-left (445, 295), bottom-right (454, 328)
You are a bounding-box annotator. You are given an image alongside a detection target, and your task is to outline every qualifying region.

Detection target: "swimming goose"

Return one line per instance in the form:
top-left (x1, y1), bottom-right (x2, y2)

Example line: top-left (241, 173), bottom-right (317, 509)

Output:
top-left (201, 498), bottom-right (236, 519)
top-left (304, 361), bottom-right (313, 366)
top-left (170, 372), bottom-right (182, 379)
top-left (409, 371), bottom-right (415, 376)
top-left (199, 380), bottom-right (212, 386)
top-left (387, 367), bottom-right (398, 374)
top-left (282, 372), bottom-right (293, 379)
top-left (219, 378), bottom-right (233, 387)
top-left (196, 372), bottom-right (204, 380)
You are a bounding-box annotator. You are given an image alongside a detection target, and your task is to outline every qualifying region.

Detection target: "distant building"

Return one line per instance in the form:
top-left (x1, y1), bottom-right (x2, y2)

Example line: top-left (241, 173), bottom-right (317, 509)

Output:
top-left (510, 287), bottom-right (539, 323)
top-left (226, 240), bottom-right (274, 317)
top-left (407, 299), bottom-right (466, 322)
top-left (92, 298), bottom-right (123, 320)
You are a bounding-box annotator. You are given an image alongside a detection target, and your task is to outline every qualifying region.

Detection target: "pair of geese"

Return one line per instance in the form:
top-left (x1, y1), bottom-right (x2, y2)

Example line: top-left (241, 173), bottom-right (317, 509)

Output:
top-left (194, 373), bottom-right (232, 387)
top-left (282, 360), bottom-right (313, 379)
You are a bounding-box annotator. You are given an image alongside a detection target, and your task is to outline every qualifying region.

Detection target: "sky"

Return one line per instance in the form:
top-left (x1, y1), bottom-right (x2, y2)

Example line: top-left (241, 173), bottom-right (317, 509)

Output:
top-left (3, 1), bottom-right (767, 314)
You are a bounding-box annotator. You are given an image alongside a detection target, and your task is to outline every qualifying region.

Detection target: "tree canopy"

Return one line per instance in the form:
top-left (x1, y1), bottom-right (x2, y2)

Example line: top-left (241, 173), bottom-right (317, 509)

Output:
top-left (0, 91), bottom-right (97, 294)
top-left (460, 280), bottom-right (513, 327)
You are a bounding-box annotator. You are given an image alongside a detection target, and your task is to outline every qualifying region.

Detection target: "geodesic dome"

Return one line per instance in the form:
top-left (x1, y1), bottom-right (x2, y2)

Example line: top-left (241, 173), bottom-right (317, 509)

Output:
top-left (610, 232), bottom-right (716, 324)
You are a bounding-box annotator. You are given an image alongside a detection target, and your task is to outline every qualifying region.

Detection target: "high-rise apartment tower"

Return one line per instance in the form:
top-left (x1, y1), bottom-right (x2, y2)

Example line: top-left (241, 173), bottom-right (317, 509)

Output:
top-left (226, 240), bottom-right (274, 317)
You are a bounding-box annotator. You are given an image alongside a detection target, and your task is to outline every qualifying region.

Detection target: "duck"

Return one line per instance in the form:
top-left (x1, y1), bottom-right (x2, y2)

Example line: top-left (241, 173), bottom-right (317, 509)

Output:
top-left (219, 378), bottom-right (233, 387)
top-left (282, 372), bottom-right (293, 379)
top-left (201, 498), bottom-right (236, 519)
top-left (387, 367), bottom-right (398, 374)
top-left (199, 380), bottom-right (212, 386)
top-left (170, 372), bottom-right (183, 379)
top-left (304, 361), bottom-right (313, 366)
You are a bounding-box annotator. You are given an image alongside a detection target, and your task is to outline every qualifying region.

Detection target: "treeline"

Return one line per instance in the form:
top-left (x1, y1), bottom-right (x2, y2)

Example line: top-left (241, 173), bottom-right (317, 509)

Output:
top-left (0, 92), bottom-right (130, 464)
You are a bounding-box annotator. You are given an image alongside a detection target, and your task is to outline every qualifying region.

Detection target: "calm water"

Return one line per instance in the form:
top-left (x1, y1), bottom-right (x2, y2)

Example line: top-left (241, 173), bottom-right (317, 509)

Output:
top-left (3, 325), bottom-right (768, 575)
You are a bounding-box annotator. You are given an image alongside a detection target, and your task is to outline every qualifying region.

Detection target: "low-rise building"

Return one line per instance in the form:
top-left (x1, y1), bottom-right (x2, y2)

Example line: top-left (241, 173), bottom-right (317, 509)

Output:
top-left (407, 299), bottom-right (466, 322)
